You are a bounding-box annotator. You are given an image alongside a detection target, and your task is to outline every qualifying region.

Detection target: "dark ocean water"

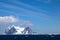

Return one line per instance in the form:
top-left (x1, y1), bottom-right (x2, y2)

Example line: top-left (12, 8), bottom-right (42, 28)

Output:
top-left (0, 35), bottom-right (60, 40)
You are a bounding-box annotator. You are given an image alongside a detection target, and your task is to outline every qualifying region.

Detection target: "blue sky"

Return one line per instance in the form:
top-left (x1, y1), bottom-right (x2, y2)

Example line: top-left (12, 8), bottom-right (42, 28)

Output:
top-left (0, 0), bottom-right (60, 34)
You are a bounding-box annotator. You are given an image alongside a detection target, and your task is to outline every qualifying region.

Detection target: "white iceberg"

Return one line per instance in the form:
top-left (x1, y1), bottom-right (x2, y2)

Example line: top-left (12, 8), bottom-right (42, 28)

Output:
top-left (4, 25), bottom-right (33, 35)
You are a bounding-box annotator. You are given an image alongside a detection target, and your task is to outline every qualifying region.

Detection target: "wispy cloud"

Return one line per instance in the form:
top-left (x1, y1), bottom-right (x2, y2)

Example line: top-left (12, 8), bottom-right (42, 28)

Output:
top-left (0, 16), bottom-right (18, 26)
top-left (37, 0), bottom-right (51, 3)
top-left (0, 16), bottom-right (18, 23)
top-left (13, 1), bottom-right (47, 13)
top-left (0, 2), bottom-right (50, 20)
top-left (19, 20), bottom-right (34, 27)
top-left (0, 15), bottom-right (34, 27)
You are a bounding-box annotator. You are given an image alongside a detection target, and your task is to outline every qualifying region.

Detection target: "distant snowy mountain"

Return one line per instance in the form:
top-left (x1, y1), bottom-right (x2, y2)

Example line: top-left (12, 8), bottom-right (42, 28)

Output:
top-left (5, 25), bottom-right (33, 35)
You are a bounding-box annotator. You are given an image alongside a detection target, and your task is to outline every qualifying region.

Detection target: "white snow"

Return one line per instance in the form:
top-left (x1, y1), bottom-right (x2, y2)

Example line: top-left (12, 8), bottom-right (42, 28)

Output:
top-left (5, 25), bottom-right (32, 35)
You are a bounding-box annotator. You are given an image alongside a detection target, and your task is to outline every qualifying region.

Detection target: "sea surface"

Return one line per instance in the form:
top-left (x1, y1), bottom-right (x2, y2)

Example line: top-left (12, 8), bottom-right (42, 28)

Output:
top-left (0, 35), bottom-right (60, 40)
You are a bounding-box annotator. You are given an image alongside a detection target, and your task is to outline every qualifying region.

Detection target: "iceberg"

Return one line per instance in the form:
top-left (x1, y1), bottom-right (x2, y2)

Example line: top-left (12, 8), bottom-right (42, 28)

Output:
top-left (5, 25), bottom-right (33, 35)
